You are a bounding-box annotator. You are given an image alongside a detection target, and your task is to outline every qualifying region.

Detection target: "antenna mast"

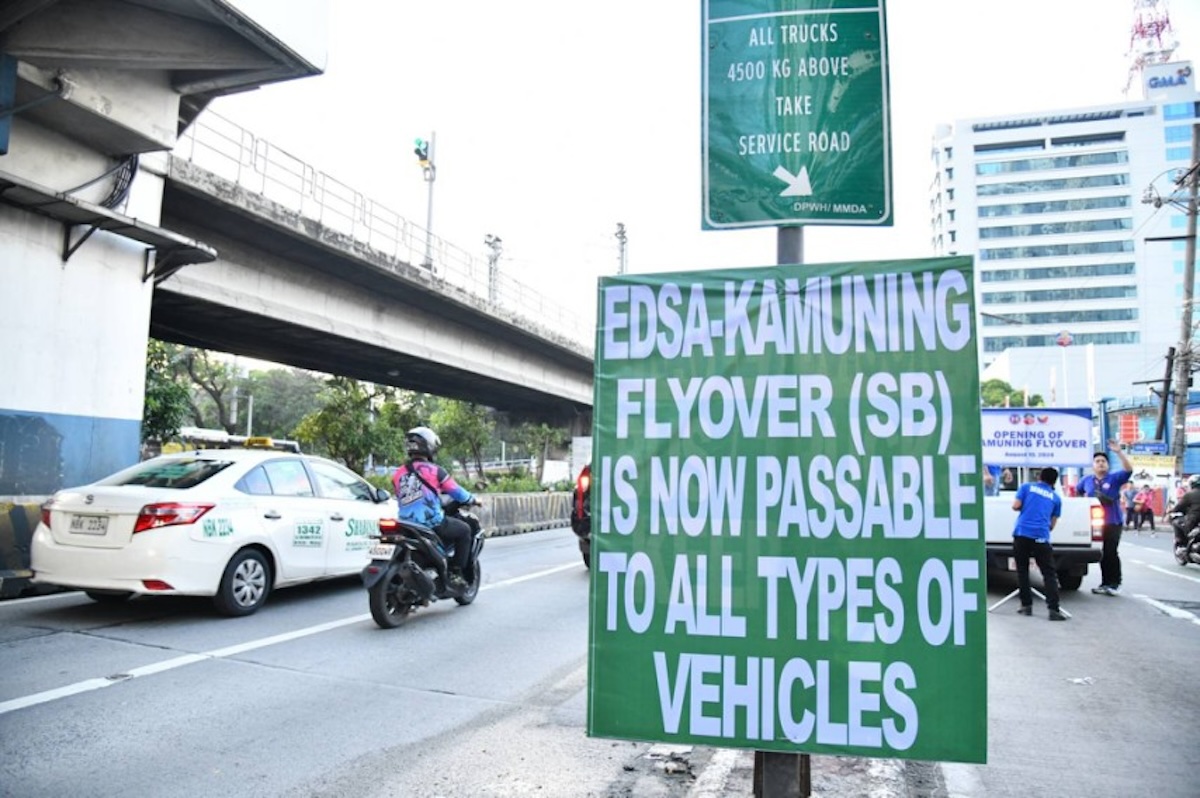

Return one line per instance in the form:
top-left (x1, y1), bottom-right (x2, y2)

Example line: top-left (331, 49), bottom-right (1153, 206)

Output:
top-left (1125, 0), bottom-right (1179, 95)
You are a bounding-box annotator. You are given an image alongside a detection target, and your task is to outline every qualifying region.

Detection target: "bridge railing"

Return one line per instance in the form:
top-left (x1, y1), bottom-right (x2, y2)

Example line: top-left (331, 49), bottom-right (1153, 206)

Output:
top-left (174, 111), bottom-right (594, 349)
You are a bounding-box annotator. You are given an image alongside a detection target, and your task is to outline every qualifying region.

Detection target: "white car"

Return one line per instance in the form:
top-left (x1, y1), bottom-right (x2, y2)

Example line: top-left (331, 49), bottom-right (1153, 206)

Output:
top-left (31, 445), bottom-right (397, 616)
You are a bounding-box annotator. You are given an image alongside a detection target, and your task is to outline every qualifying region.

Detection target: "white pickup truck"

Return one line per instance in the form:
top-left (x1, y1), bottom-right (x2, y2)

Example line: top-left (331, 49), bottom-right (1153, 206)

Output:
top-left (983, 494), bottom-right (1104, 591)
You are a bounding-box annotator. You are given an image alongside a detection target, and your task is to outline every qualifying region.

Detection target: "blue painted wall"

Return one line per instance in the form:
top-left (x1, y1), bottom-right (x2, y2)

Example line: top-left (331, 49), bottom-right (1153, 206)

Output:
top-left (0, 408), bottom-right (140, 495)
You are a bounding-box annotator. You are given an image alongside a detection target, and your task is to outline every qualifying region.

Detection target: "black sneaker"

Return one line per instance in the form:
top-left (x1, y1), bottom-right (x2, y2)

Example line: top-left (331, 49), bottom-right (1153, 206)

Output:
top-left (1048, 609), bottom-right (1068, 621)
top-left (1017, 605), bottom-right (1032, 616)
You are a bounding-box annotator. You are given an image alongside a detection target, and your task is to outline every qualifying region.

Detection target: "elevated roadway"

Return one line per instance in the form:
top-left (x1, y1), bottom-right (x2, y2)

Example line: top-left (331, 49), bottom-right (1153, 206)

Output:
top-left (153, 112), bottom-right (595, 424)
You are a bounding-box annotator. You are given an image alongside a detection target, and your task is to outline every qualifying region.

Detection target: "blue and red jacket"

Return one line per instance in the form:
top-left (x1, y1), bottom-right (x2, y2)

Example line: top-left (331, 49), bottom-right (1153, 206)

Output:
top-left (392, 459), bottom-right (474, 527)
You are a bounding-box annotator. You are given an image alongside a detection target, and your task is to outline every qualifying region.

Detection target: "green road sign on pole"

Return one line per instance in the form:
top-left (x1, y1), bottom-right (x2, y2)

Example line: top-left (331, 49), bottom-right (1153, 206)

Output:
top-left (703, 1), bottom-right (892, 229)
top-left (586, 256), bottom-right (987, 764)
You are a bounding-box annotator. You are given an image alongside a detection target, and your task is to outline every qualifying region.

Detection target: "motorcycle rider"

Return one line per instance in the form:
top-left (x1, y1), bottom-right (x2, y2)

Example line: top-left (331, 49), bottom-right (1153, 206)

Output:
top-left (1171, 474), bottom-right (1200, 557)
top-left (392, 426), bottom-right (477, 593)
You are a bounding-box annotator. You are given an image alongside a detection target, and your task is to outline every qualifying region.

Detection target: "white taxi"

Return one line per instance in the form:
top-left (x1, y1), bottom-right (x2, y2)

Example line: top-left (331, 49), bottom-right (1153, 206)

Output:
top-left (31, 442), bottom-right (396, 616)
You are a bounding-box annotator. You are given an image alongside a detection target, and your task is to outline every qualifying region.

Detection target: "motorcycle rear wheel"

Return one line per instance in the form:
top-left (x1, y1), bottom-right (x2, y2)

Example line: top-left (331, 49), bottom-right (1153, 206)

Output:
top-left (369, 573), bottom-right (413, 628)
top-left (455, 561), bottom-right (482, 606)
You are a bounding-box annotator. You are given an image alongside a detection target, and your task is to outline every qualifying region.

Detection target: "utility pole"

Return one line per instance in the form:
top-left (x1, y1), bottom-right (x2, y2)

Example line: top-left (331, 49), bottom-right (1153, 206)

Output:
top-left (1170, 124), bottom-right (1199, 473)
top-left (484, 233), bottom-right (502, 304)
top-left (615, 222), bottom-right (628, 274)
top-left (414, 133), bottom-right (437, 270)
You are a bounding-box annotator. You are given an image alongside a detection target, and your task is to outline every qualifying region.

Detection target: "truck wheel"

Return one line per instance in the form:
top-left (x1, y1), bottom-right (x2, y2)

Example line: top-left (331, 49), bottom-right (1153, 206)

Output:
top-left (1057, 570), bottom-right (1083, 591)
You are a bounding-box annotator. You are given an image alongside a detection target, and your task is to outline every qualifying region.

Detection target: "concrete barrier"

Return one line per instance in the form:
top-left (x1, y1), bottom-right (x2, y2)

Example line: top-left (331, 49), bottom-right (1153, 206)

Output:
top-left (475, 491), bottom-right (571, 537)
top-left (0, 493), bottom-right (570, 598)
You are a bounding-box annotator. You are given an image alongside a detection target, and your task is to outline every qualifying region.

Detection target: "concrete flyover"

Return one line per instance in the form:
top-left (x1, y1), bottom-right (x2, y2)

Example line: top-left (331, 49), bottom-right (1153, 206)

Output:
top-left (152, 128), bottom-right (596, 426)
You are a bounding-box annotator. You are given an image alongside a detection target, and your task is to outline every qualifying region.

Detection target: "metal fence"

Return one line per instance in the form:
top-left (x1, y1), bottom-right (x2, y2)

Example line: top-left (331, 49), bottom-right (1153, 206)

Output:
top-left (174, 111), bottom-right (594, 349)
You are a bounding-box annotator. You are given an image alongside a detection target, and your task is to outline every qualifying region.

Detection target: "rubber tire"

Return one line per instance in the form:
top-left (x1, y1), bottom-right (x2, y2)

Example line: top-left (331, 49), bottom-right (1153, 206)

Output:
top-left (85, 590), bottom-right (133, 604)
top-left (1056, 570), bottom-right (1083, 591)
top-left (368, 568), bottom-right (412, 628)
top-left (213, 548), bottom-right (272, 617)
top-left (454, 561), bottom-right (481, 606)
top-left (581, 549), bottom-right (591, 569)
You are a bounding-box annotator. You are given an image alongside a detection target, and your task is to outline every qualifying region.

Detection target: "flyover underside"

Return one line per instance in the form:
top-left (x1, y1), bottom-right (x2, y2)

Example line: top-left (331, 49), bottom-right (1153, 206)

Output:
top-left (156, 175), bottom-right (594, 422)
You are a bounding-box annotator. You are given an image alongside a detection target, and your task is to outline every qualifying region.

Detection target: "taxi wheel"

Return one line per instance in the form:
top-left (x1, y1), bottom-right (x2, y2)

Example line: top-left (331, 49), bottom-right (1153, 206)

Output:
top-left (214, 549), bottom-right (272, 617)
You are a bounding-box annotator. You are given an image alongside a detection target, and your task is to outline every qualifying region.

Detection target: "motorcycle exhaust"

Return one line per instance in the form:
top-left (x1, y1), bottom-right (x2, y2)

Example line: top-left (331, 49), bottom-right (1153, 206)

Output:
top-left (398, 560), bottom-right (437, 599)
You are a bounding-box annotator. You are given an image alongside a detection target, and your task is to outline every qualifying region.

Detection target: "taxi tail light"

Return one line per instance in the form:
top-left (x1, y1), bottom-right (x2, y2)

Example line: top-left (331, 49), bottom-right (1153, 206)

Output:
top-left (133, 502), bottom-right (215, 534)
top-left (143, 580), bottom-right (174, 591)
top-left (1090, 504), bottom-right (1106, 542)
top-left (40, 500), bottom-right (53, 527)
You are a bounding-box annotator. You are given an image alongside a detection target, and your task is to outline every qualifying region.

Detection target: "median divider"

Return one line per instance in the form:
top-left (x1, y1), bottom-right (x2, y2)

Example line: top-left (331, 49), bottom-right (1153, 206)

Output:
top-left (475, 491), bottom-right (571, 537)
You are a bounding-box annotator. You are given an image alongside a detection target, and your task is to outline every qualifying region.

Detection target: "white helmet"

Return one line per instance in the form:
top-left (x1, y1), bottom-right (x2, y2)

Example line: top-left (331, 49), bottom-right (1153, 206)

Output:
top-left (405, 426), bottom-right (440, 459)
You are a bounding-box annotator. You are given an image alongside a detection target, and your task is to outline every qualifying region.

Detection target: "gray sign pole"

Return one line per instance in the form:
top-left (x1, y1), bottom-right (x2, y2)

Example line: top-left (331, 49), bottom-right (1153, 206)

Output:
top-left (753, 223), bottom-right (810, 798)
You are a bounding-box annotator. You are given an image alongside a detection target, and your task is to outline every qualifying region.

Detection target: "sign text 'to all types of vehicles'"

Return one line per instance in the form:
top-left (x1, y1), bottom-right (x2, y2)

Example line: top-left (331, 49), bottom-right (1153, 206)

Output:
top-left (31, 440), bottom-right (397, 616)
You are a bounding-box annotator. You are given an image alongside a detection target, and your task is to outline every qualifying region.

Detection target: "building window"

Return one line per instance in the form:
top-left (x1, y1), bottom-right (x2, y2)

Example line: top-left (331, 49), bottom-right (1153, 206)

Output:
top-left (1167, 146), bottom-right (1192, 161)
top-left (981, 262), bottom-right (1135, 281)
top-left (1163, 102), bottom-right (1198, 120)
top-left (979, 240), bottom-right (1135, 260)
top-left (982, 331), bottom-right (1139, 351)
top-left (974, 139), bottom-right (1045, 155)
top-left (975, 151), bottom-right (1128, 176)
top-left (978, 196), bottom-right (1130, 217)
top-left (1165, 125), bottom-right (1193, 143)
top-left (982, 286), bottom-right (1137, 304)
top-left (979, 218), bottom-right (1132, 238)
top-left (977, 173), bottom-right (1130, 196)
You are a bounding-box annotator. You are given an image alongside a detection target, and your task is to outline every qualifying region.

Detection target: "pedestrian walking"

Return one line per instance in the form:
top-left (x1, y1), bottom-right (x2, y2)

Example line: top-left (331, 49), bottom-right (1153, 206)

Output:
top-left (1011, 467), bottom-right (1068, 621)
top-left (1133, 483), bottom-right (1156, 534)
top-left (1077, 439), bottom-right (1134, 596)
top-left (1121, 483), bottom-right (1138, 530)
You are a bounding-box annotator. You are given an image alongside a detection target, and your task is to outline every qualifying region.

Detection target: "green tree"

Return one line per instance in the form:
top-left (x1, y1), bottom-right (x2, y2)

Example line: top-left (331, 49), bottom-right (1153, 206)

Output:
top-left (292, 377), bottom-right (392, 473)
top-left (142, 340), bottom-right (190, 443)
top-left (243, 368), bottom-right (325, 439)
top-left (431, 400), bottom-right (494, 477)
top-left (981, 378), bottom-right (1044, 408)
top-left (514, 421), bottom-right (569, 484)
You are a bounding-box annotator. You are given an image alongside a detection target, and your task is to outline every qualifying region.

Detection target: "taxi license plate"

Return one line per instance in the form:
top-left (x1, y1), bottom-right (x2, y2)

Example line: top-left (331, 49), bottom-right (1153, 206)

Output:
top-left (369, 543), bottom-right (396, 560)
top-left (70, 515), bottom-right (109, 535)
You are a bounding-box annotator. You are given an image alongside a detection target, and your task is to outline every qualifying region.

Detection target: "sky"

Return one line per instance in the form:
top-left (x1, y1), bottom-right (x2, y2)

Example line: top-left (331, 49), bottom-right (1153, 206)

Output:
top-left (210, 0), bottom-right (1200, 328)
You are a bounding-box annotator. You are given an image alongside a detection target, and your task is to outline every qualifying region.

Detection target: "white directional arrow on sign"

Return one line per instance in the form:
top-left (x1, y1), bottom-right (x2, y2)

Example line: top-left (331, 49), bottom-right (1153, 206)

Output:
top-left (773, 165), bottom-right (813, 197)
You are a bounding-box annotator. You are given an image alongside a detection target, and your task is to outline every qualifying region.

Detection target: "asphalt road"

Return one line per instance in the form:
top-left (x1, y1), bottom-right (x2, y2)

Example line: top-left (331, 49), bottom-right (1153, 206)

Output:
top-left (2, 528), bottom-right (1198, 798)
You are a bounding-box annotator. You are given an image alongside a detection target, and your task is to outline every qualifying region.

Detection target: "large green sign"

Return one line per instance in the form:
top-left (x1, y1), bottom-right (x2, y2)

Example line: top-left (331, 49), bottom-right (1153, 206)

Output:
top-left (703, 1), bottom-right (892, 228)
top-left (586, 256), bottom-right (986, 764)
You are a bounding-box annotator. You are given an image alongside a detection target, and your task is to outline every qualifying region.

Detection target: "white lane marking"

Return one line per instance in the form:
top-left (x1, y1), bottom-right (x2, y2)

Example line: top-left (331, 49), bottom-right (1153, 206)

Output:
top-left (1140, 562), bottom-right (1200, 586)
top-left (1133, 594), bottom-right (1200, 627)
top-left (687, 748), bottom-right (741, 798)
top-left (0, 562), bottom-right (577, 716)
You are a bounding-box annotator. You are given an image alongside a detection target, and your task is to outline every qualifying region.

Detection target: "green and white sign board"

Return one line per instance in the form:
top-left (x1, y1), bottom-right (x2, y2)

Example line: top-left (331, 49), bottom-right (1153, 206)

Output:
top-left (703, 0), bottom-right (893, 228)
top-left (586, 256), bottom-right (986, 764)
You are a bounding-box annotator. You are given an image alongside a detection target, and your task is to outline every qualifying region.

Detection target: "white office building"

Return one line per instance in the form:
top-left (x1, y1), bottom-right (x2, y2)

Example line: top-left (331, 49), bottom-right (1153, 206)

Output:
top-left (929, 60), bottom-right (1198, 407)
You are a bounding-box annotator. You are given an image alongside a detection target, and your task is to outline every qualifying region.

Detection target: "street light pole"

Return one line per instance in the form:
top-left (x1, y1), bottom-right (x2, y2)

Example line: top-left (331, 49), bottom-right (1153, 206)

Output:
top-left (414, 132), bottom-right (437, 270)
top-left (615, 222), bottom-right (628, 274)
top-left (485, 233), bottom-right (503, 304)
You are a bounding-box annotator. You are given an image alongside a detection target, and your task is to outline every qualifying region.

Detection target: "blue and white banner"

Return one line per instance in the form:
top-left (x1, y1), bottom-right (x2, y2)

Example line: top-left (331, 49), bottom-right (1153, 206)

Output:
top-left (981, 407), bottom-right (1093, 468)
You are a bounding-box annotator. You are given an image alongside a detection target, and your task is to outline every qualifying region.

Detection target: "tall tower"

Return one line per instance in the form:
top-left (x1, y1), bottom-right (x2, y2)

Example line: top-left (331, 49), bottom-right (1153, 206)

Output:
top-left (1125, 0), bottom-right (1179, 94)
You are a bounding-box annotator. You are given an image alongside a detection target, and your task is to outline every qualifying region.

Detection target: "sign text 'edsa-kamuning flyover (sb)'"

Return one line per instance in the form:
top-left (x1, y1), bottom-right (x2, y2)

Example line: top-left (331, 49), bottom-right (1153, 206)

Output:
top-left (703, 0), bottom-right (892, 229)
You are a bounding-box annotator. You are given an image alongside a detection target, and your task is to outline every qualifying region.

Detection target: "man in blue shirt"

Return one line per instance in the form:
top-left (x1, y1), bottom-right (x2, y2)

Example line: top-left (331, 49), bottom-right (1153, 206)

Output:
top-left (1012, 467), bottom-right (1067, 621)
top-left (1076, 439), bottom-right (1134, 596)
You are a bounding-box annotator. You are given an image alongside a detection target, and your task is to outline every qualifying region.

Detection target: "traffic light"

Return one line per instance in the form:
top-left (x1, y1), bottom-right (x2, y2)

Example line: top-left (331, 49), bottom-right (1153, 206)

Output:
top-left (414, 137), bottom-right (430, 167)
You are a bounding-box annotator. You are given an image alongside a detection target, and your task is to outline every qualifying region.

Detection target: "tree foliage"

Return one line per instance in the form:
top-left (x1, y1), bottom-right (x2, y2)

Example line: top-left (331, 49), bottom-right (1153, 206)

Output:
top-left (141, 340), bottom-right (190, 443)
top-left (514, 421), bottom-right (569, 483)
top-left (981, 378), bottom-right (1045, 408)
top-left (431, 400), bottom-right (494, 477)
top-left (292, 378), bottom-right (397, 473)
top-left (243, 368), bottom-right (325, 439)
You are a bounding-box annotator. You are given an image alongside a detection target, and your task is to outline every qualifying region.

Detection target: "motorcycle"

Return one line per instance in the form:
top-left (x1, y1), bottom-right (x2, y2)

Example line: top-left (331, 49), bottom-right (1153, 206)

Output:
top-left (1168, 510), bottom-right (1200, 566)
top-left (362, 499), bottom-right (484, 628)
